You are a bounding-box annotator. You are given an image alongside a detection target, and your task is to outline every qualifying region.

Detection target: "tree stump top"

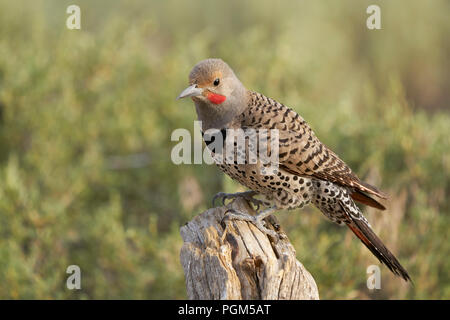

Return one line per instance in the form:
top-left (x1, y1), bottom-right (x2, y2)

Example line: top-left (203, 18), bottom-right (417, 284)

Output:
top-left (180, 198), bottom-right (319, 300)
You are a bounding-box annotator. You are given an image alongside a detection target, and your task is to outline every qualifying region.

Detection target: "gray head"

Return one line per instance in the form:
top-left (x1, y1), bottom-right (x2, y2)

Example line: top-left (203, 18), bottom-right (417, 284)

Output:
top-left (177, 58), bottom-right (248, 130)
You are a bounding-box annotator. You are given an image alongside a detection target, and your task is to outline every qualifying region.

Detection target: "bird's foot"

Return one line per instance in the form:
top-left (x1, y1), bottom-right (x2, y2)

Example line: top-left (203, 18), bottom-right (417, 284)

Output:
top-left (222, 206), bottom-right (283, 241)
top-left (212, 191), bottom-right (263, 211)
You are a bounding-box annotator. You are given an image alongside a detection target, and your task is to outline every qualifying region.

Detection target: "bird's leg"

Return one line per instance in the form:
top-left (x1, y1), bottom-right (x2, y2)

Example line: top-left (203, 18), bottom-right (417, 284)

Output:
top-left (222, 206), bottom-right (280, 239)
top-left (212, 190), bottom-right (263, 210)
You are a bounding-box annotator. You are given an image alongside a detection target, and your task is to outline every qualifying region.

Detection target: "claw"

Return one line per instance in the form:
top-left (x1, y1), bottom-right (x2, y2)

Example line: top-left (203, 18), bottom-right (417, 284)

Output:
top-left (212, 191), bottom-right (264, 211)
top-left (212, 192), bottom-right (226, 207)
top-left (222, 195), bottom-right (229, 206)
top-left (223, 208), bottom-right (253, 222)
top-left (221, 206), bottom-right (281, 241)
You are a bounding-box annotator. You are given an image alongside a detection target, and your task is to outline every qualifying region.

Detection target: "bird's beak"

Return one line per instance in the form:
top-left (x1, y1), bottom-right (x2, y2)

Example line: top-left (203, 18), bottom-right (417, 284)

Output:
top-left (177, 84), bottom-right (203, 100)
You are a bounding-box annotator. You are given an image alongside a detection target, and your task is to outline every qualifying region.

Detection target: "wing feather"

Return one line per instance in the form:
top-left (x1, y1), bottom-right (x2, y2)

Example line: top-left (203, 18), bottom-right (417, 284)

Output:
top-left (237, 91), bottom-right (388, 202)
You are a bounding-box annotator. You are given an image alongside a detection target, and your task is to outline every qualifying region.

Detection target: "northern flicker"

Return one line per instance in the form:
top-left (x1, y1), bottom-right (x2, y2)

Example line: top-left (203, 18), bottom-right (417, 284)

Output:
top-left (177, 58), bottom-right (411, 282)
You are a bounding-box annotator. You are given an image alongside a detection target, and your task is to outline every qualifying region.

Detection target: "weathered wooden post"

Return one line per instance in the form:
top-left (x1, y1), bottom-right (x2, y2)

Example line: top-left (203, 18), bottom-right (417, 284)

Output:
top-left (180, 198), bottom-right (319, 300)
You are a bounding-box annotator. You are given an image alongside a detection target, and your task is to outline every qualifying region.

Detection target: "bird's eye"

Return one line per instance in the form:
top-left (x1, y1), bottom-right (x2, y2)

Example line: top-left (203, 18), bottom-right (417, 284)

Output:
top-left (213, 78), bottom-right (220, 86)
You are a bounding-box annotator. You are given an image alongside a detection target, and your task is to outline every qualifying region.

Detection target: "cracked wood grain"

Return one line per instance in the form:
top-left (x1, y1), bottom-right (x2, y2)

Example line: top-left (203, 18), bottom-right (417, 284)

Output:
top-left (180, 198), bottom-right (319, 300)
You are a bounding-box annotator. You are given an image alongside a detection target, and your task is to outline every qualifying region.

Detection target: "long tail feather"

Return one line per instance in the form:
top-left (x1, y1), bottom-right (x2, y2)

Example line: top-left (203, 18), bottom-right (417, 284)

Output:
top-left (357, 180), bottom-right (388, 199)
top-left (346, 216), bottom-right (411, 282)
top-left (351, 190), bottom-right (386, 210)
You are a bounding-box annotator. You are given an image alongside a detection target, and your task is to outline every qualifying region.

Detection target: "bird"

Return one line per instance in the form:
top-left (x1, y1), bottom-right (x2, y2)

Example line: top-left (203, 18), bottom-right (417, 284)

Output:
top-left (177, 58), bottom-right (411, 282)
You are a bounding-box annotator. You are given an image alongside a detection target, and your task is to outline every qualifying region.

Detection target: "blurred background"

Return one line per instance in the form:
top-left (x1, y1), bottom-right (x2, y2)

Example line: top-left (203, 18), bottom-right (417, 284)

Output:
top-left (0, 0), bottom-right (448, 299)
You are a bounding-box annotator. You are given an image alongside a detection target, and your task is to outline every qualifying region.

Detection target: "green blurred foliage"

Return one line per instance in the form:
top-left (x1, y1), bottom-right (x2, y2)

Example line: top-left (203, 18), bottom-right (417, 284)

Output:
top-left (0, 0), bottom-right (448, 299)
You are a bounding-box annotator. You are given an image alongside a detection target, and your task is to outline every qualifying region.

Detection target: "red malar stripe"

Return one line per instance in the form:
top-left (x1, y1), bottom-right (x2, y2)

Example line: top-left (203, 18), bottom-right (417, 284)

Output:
top-left (207, 93), bottom-right (226, 104)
